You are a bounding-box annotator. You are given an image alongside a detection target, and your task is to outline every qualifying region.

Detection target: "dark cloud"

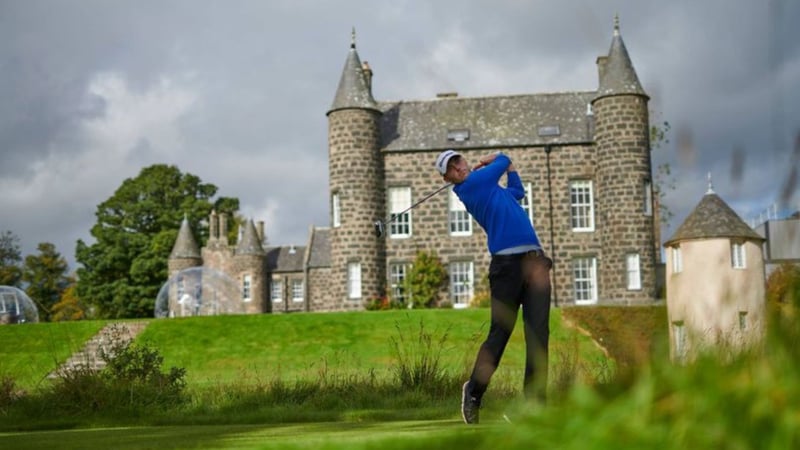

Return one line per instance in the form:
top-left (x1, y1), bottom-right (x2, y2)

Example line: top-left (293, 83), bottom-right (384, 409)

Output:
top-left (0, 0), bottom-right (798, 268)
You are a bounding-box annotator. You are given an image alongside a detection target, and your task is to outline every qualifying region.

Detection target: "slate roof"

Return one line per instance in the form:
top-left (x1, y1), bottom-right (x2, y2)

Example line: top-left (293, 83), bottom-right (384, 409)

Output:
top-left (170, 217), bottom-right (200, 259)
top-left (307, 227), bottom-right (331, 268)
top-left (377, 91), bottom-right (596, 152)
top-left (265, 245), bottom-right (306, 273)
top-left (328, 38), bottom-right (379, 114)
top-left (595, 17), bottom-right (647, 101)
top-left (664, 193), bottom-right (765, 246)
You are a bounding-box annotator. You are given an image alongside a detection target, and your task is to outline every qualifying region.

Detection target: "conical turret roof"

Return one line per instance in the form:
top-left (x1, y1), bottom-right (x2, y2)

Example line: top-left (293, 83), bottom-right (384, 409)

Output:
top-left (595, 16), bottom-right (647, 100)
top-left (328, 29), bottom-right (379, 114)
top-left (236, 218), bottom-right (265, 255)
top-left (665, 192), bottom-right (764, 246)
top-left (170, 216), bottom-right (201, 259)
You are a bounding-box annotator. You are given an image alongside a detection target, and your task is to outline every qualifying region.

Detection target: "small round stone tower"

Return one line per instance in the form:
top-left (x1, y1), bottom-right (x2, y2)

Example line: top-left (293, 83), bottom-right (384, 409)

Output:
top-left (591, 16), bottom-right (656, 303)
top-left (326, 30), bottom-right (385, 310)
top-left (234, 218), bottom-right (267, 314)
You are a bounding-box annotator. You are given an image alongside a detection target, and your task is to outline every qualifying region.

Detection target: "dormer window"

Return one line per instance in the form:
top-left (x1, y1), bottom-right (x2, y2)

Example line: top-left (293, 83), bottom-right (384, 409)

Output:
top-left (447, 129), bottom-right (470, 142)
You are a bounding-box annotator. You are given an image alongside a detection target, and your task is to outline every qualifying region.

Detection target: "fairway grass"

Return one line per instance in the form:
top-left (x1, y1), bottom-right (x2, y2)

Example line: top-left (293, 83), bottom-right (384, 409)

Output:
top-left (0, 420), bottom-right (490, 450)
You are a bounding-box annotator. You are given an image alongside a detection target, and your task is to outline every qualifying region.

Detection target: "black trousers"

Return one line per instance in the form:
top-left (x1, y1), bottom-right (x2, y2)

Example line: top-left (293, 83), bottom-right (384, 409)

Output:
top-left (468, 251), bottom-right (553, 401)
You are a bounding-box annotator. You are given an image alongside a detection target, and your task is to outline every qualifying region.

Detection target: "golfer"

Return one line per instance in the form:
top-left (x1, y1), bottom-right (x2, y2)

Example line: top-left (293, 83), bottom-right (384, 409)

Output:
top-left (435, 149), bottom-right (552, 424)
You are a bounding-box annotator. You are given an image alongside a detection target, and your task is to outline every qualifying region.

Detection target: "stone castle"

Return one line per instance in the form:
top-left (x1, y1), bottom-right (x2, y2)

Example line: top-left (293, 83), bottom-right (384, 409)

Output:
top-left (167, 17), bottom-right (659, 315)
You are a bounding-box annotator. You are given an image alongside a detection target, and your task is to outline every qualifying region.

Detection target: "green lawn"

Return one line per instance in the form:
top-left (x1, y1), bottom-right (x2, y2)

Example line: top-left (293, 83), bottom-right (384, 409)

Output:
top-left (0, 420), bottom-right (486, 450)
top-left (2, 308), bottom-right (609, 390)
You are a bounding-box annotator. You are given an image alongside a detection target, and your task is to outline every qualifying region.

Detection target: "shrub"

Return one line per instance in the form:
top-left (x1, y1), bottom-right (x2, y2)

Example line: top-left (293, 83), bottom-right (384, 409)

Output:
top-left (44, 324), bottom-right (187, 415)
top-left (407, 251), bottom-right (446, 308)
top-left (364, 296), bottom-right (405, 311)
top-left (0, 376), bottom-right (20, 414)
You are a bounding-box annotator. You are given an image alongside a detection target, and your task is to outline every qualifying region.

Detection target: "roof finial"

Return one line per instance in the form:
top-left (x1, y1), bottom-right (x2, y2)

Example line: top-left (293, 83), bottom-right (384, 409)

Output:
top-left (613, 14), bottom-right (620, 36)
top-left (351, 27), bottom-right (356, 49)
top-left (706, 172), bottom-right (715, 194)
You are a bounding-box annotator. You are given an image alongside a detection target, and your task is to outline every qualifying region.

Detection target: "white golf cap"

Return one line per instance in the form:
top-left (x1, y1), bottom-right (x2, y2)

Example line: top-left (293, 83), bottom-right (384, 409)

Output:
top-left (435, 149), bottom-right (461, 175)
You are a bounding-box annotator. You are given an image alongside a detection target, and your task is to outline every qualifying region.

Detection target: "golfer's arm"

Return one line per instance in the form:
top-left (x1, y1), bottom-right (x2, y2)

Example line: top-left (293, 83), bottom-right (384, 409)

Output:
top-left (506, 170), bottom-right (525, 200)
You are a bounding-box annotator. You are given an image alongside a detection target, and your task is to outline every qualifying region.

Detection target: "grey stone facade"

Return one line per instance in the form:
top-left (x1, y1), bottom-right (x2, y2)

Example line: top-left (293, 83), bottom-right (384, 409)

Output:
top-left (167, 18), bottom-right (659, 314)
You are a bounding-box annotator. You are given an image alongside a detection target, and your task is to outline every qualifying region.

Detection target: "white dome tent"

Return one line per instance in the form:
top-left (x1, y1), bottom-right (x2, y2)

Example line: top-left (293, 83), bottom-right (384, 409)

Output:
top-left (0, 286), bottom-right (39, 324)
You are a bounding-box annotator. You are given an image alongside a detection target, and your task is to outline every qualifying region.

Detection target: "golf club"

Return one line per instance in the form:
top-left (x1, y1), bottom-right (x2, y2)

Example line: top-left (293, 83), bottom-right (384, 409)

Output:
top-left (373, 182), bottom-right (452, 237)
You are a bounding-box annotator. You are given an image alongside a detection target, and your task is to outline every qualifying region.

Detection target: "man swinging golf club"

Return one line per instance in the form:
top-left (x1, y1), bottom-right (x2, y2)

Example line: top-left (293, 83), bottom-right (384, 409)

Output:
top-left (435, 149), bottom-right (553, 424)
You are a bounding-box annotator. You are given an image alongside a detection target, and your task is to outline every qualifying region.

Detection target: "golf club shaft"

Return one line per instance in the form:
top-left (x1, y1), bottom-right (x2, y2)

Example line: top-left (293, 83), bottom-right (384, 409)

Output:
top-left (384, 182), bottom-right (452, 225)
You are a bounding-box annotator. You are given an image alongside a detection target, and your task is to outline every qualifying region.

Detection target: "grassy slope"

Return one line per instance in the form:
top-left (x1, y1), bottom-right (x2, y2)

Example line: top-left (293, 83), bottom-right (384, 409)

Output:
top-left (0, 320), bottom-right (108, 388)
top-left (2, 308), bottom-right (607, 390)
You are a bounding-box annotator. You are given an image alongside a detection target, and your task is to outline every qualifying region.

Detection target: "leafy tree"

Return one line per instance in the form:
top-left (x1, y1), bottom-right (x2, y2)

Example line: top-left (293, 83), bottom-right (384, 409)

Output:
top-left (650, 120), bottom-right (675, 226)
top-left (407, 250), bottom-right (446, 308)
top-left (766, 263), bottom-right (800, 307)
top-left (51, 284), bottom-right (85, 321)
top-left (22, 242), bottom-right (71, 321)
top-left (75, 164), bottom-right (239, 318)
top-left (0, 230), bottom-right (22, 287)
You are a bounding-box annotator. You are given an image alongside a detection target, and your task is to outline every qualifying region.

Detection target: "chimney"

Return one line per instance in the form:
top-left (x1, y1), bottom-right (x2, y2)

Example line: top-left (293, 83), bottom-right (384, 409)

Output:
top-left (209, 210), bottom-right (218, 241)
top-left (258, 220), bottom-right (265, 244)
top-left (596, 56), bottom-right (608, 83)
top-left (362, 61), bottom-right (373, 92)
top-left (219, 212), bottom-right (229, 245)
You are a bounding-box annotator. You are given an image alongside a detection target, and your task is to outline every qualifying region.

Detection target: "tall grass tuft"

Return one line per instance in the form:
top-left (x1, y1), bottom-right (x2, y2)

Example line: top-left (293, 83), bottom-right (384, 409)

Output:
top-left (389, 318), bottom-right (459, 394)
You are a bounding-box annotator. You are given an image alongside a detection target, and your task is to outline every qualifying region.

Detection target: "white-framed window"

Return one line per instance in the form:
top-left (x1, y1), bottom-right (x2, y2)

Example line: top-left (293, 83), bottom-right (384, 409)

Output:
top-left (348, 262), bottom-right (362, 299)
top-left (570, 180), bottom-right (595, 231)
top-left (643, 180), bottom-right (653, 216)
top-left (672, 247), bottom-right (683, 274)
top-left (626, 253), bottom-right (641, 290)
top-left (271, 280), bottom-right (283, 303)
top-left (449, 261), bottom-right (474, 308)
top-left (291, 279), bottom-right (304, 302)
top-left (242, 275), bottom-right (252, 302)
top-left (672, 321), bottom-right (687, 363)
top-left (573, 257), bottom-right (598, 304)
top-left (520, 182), bottom-right (534, 225)
top-left (389, 263), bottom-right (410, 303)
top-left (388, 187), bottom-right (412, 238)
top-left (731, 242), bottom-right (746, 269)
top-left (449, 189), bottom-right (471, 236)
top-left (332, 193), bottom-right (341, 228)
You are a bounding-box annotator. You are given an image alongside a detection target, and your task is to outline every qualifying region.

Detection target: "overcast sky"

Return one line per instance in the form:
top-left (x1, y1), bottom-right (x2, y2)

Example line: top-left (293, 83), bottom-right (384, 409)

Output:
top-left (1, 0), bottom-right (798, 270)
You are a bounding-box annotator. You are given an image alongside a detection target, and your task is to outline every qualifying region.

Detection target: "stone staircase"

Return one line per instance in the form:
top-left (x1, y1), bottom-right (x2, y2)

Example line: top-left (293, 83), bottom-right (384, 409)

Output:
top-left (48, 321), bottom-right (150, 379)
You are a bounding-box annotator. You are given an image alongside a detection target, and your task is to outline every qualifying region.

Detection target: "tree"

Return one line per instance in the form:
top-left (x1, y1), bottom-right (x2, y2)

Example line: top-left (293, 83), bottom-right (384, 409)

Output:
top-left (651, 120), bottom-right (675, 227)
top-left (407, 250), bottom-right (446, 308)
top-left (0, 230), bottom-right (22, 287)
top-left (51, 284), bottom-right (86, 322)
top-left (22, 242), bottom-right (71, 321)
top-left (75, 164), bottom-right (239, 318)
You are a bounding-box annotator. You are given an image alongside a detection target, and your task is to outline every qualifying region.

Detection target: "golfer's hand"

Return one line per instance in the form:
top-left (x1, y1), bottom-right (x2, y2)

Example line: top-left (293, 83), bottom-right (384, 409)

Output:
top-left (473, 153), bottom-right (498, 170)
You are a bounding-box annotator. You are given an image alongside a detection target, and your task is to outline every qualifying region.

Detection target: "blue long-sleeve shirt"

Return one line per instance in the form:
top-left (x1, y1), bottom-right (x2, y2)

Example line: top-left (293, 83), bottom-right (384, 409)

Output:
top-left (453, 153), bottom-right (542, 255)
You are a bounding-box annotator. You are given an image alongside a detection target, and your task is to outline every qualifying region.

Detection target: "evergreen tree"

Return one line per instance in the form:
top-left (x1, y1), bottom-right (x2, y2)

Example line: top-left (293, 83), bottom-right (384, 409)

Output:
top-left (75, 164), bottom-right (239, 318)
top-left (22, 242), bottom-right (71, 321)
top-left (0, 230), bottom-right (22, 287)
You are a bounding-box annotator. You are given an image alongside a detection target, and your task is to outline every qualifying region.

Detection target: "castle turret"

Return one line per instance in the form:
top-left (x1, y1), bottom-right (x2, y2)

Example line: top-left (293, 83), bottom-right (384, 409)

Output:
top-left (235, 218), bottom-right (267, 313)
top-left (591, 16), bottom-right (656, 304)
top-left (326, 29), bottom-right (385, 310)
top-left (664, 180), bottom-right (766, 361)
top-left (169, 215), bottom-right (202, 276)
